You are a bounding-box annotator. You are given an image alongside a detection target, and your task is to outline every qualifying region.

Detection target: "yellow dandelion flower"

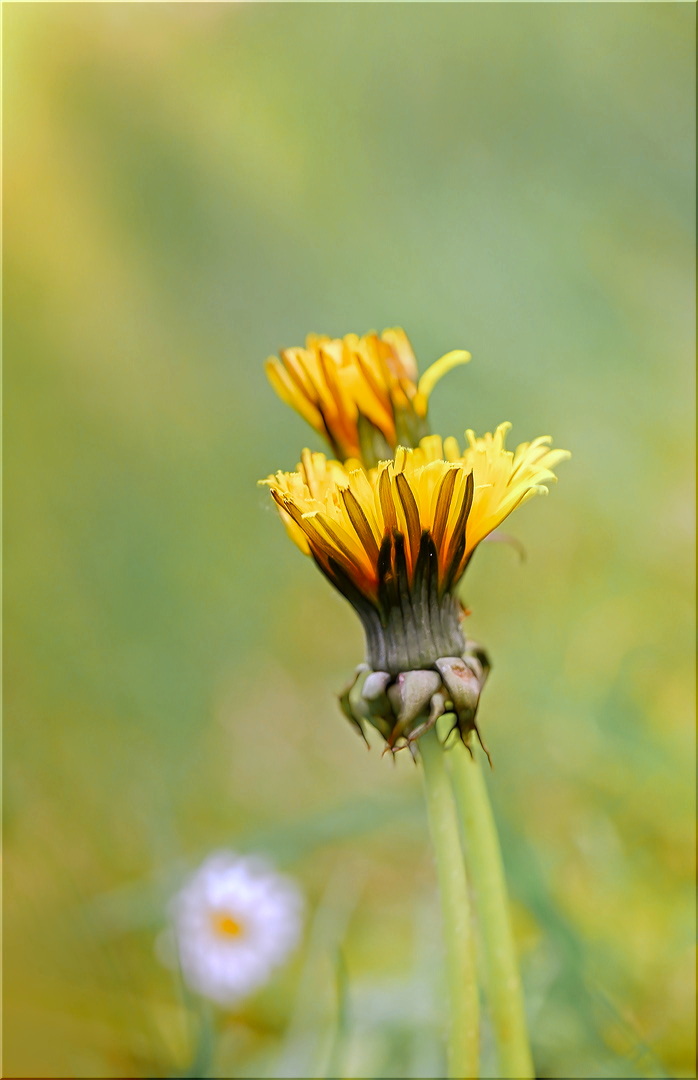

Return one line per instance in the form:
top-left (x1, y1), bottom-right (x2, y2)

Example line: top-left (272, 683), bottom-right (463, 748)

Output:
top-left (261, 427), bottom-right (568, 747)
top-left (265, 328), bottom-right (470, 466)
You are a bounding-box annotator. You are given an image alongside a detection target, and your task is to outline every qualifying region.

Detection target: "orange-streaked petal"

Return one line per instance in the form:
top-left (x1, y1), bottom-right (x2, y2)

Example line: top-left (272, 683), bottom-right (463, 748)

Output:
top-left (261, 430), bottom-right (568, 602)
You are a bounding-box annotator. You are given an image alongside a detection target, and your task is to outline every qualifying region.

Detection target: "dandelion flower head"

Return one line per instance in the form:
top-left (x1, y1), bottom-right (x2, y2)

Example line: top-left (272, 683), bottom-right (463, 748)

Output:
top-left (262, 426), bottom-right (569, 675)
top-left (260, 327), bottom-right (569, 747)
top-left (265, 328), bottom-right (470, 466)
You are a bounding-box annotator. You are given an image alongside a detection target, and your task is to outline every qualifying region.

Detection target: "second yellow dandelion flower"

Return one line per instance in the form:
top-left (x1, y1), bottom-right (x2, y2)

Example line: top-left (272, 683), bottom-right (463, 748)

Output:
top-left (265, 328), bottom-right (470, 466)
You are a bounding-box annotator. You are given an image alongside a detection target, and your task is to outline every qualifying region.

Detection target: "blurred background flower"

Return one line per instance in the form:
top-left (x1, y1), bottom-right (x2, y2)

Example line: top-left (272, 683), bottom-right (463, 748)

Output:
top-left (167, 852), bottom-right (303, 1007)
top-left (4, 4), bottom-right (695, 1079)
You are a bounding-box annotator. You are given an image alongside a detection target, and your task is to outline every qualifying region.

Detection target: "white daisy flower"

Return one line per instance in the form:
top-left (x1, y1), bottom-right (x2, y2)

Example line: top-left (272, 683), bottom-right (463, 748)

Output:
top-left (170, 851), bottom-right (303, 1006)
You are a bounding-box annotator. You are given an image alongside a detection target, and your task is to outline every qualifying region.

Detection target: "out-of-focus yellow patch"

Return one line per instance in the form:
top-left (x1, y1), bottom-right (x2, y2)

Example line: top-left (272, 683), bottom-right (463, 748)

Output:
top-left (212, 911), bottom-right (245, 939)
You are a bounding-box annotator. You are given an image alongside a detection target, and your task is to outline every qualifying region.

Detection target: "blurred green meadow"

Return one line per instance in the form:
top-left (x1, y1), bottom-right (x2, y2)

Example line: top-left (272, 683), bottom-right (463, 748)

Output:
top-left (4, 4), bottom-right (695, 1078)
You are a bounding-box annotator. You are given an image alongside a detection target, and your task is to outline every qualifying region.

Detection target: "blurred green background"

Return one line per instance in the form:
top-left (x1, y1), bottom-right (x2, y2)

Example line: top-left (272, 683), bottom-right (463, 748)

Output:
top-left (4, 4), bottom-right (695, 1078)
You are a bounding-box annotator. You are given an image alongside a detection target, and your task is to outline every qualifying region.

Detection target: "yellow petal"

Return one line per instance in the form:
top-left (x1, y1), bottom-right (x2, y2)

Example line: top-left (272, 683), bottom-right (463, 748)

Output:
top-left (414, 350), bottom-right (472, 416)
top-left (265, 358), bottom-right (323, 431)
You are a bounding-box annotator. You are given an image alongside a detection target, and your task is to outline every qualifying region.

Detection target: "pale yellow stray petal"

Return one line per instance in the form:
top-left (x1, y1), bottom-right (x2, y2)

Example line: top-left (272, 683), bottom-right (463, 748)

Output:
top-left (414, 350), bottom-right (472, 416)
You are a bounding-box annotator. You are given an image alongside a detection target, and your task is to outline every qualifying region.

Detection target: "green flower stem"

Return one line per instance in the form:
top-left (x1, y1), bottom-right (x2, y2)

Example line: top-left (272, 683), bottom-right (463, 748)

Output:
top-left (449, 742), bottom-right (534, 1079)
top-left (419, 726), bottom-right (480, 1079)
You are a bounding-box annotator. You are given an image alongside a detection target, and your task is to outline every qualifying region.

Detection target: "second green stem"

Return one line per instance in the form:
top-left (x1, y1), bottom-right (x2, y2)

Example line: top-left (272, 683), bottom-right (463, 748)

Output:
top-left (420, 726), bottom-right (480, 1079)
top-left (449, 742), bottom-right (534, 1079)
